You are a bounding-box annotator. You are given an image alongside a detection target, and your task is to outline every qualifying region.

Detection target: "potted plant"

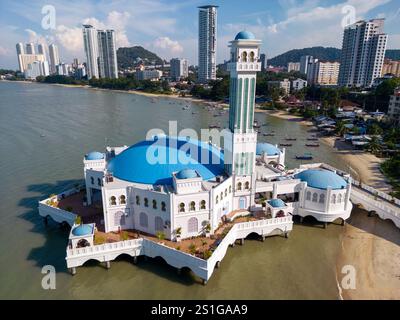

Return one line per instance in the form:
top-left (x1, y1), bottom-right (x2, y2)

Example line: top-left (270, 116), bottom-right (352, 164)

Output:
top-left (175, 227), bottom-right (182, 242)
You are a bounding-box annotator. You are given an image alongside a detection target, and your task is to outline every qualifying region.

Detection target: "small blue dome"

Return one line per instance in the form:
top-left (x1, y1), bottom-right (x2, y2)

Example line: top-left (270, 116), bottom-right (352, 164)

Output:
top-left (294, 169), bottom-right (347, 190)
top-left (176, 169), bottom-right (198, 179)
top-left (268, 199), bottom-right (286, 208)
top-left (85, 151), bottom-right (104, 161)
top-left (235, 31), bottom-right (256, 40)
top-left (72, 224), bottom-right (93, 236)
top-left (256, 143), bottom-right (281, 156)
top-left (107, 136), bottom-right (224, 185)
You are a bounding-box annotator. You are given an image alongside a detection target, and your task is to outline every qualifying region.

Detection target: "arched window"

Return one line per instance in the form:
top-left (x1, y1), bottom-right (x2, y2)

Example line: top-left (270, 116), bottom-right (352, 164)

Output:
top-left (136, 196), bottom-right (140, 205)
top-left (249, 51), bottom-right (255, 62)
top-left (241, 51), bottom-right (247, 62)
top-left (161, 201), bottom-right (166, 211)
top-left (189, 201), bottom-right (195, 211)
top-left (152, 199), bottom-right (157, 209)
top-left (110, 196), bottom-right (116, 206)
top-left (139, 212), bottom-right (148, 228)
top-left (312, 193), bottom-right (318, 202)
top-left (331, 194), bottom-right (337, 204)
top-left (216, 195), bottom-right (219, 204)
top-left (220, 192), bottom-right (223, 199)
top-left (338, 194), bottom-right (343, 203)
top-left (179, 202), bottom-right (185, 212)
top-left (188, 217), bottom-right (198, 233)
top-left (200, 200), bottom-right (206, 210)
top-left (97, 178), bottom-right (101, 186)
top-left (245, 181), bottom-right (250, 190)
top-left (155, 216), bottom-right (164, 232)
top-left (119, 195), bottom-right (126, 205)
top-left (306, 191), bottom-right (311, 201)
top-left (225, 189), bottom-right (228, 197)
top-left (229, 186), bottom-right (232, 193)
top-left (319, 194), bottom-right (325, 203)
top-left (90, 177), bottom-right (94, 185)
top-left (144, 198), bottom-right (148, 207)
top-left (237, 182), bottom-right (242, 191)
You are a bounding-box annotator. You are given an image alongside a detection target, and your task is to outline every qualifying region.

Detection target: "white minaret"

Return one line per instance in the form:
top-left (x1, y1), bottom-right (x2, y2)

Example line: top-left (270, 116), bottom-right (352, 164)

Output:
top-left (224, 31), bottom-right (261, 209)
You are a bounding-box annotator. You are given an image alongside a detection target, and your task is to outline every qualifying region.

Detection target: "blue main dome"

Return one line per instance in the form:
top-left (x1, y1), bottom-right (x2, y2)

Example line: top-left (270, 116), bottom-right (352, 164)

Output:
top-left (176, 169), bottom-right (198, 179)
top-left (72, 224), bottom-right (93, 236)
top-left (107, 137), bottom-right (224, 185)
top-left (256, 143), bottom-right (281, 156)
top-left (235, 31), bottom-right (256, 40)
top-left (294, 169), bottom-right (347, 190)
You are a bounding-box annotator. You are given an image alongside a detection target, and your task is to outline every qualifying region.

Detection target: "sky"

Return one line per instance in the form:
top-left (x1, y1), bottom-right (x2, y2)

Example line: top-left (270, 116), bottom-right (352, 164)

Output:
top-left (0, 0), bottom-right (399, 69)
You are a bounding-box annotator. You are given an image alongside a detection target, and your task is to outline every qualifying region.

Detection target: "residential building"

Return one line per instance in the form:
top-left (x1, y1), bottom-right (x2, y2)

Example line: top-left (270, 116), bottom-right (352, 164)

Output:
top-left (18, 54), bottom-right (46, 73)
top-left (37, 43), bottom-right (46, 57)
top-left (26, 43), bottom-right (35, 54)
top-left (75, 65), bottom-right (87, 79)
top-left (382, 59), bottom-right (400, 77)
top-left (307, 59), bottom-right (340, 86)
top-left (16, 43), bottom-right (24, 72)
top-left (170, 58), bottom-right (189, 81)
top-left (300, 55), bottom-right (313, 75)
top-left (267, 78), bottom-right (291, 95)
top-left (198, 5), bottom-right (218, 83)
top-left (135, 69), bottom-right (162, 81)
top-left (48, 44), bottom-right (60, 74)
top-left (288, 62), bottom-right (300, 72)
top-left (97, 29), bottom-right (119, 79)
top-left (388, 87), bottom-right (400, 124)
top-left (291, 78), bottom-right (307, 91)
top-left (338, 19), bottom-right (388, 87)
top-left (260, 53), bottom-right (267, 71)
top-left (82, 25), bottom-right (100, 79)
top-left (24, 60), bottom-right (49, 79)
top-left (56, 63), bottom-right (72, 76)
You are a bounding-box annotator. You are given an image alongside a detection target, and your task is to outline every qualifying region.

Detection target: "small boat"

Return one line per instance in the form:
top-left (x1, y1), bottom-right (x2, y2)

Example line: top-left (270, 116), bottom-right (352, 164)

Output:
top-left (263, 133), bottom-right (275, 136)
top-left (182, 105), bottom-right (190, 110)
top-left (209, 124), bottom-right (221, 129)
top-left (296, 153), bottom-right (313, 160)
top-left (307, 137), bottom-right (319, 141)
top-left (40, 134), bottom-right (46, 138)
top-left (253, 120), bottom-right (261, 128)
top-left (285, 137), bottom-right (297, 141)
top-left (305, 143), bottom-right (320, 147)
top-left (279, 143), bottom-right (292, 147)
top-left (192, 111), bottom-right (198, 115)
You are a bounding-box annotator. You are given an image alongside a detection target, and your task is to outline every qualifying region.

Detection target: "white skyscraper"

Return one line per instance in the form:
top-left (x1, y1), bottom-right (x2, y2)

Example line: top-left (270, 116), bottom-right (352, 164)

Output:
top-left (170, 58), bottom-right (189, 81)
top-left (26, 43), bottom-right (35, 54)
top-left (338, 19), bottom-right (388, 87)
top-left (48, 44), bottom-right (60, 74)
top-left (16, 43), bottom-right (24, 72)
top-left (97, 29), bottom-right (119, 79)
top-left (198, 5), bottom-right (218, 83)
top-left (300, 55), bottom-right (313, 75)
top-left (37, 43), bottom-right (46, 56)
top-left (83, 25), bottom-right (100, 79)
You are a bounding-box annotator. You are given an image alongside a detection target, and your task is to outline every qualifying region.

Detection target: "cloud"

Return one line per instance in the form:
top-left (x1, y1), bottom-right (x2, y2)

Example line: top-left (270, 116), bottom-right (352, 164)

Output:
top-left (0, 46), bottom-right (11, 56)
top-left (55, 25), bottom-right (83, 54)
top-left (150, 36), bottom-right (183, 59)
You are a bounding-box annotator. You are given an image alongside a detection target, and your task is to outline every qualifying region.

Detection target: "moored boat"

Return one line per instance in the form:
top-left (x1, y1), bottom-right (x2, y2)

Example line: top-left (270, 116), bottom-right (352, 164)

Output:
top-left (296, 153), bottom-right (313, 160)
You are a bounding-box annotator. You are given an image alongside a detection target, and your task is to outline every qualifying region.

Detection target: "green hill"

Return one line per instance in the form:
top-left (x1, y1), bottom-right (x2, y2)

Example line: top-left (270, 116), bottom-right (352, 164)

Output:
top-left (117, 46), bottom-right (164, 69)
top-left (268, 47), bottom-right (400, 67)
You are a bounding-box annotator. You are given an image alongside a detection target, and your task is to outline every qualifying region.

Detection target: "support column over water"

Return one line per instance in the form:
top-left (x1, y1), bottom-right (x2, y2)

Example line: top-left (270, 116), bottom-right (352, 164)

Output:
top-left (70, 267), bottom-right (76, 275)
top-left (105, 261), bottom-right (111, 269)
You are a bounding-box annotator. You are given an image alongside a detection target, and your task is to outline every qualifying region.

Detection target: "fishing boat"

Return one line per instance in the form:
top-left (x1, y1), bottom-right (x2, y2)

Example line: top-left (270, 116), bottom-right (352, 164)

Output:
top-left (285, 137), bottom-right (297, 141)
top-left (307, 137), bottom-right (319, 141)
top-left (253, 120), bottom-right (261, 128)
top-left (182, 105), bottom-right (190, 110)
top-left (192, 111), bottom-right (198, 115)
top-left (263, 133), bottom-right (275, 136)
top-left (296, 153), bottom-right (313, 160)
top-left (305, 143), bottom-right (320, 147)
top-left (279, 143), bottom-right (292, 147)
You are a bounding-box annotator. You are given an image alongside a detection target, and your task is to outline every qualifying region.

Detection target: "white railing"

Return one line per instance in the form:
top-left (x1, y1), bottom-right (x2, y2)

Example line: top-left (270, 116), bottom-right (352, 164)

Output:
top-left (66, 239), bottom-right (143, 258)
top-left (352, 179), bottom-right (400, 206)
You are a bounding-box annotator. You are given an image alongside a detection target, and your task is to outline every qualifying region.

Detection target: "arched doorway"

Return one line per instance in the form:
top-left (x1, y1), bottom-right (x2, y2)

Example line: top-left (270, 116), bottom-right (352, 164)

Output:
top-left (239, 197), bottom-right (247, 209)
top-left (76, 239), bottom-right (90, 248)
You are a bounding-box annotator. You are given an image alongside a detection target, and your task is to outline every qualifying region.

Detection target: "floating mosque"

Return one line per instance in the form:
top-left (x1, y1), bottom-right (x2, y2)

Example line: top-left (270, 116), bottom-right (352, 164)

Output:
top-left (39, 31), bottom-right (357, 283)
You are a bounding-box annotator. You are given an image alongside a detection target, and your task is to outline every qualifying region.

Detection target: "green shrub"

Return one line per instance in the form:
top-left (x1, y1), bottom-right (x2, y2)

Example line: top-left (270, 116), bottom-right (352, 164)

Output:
top-left (94, 235), bottom-right (105, 245)
top-left (156, 231), bottom-right (165, 241)
top-left (74, 216), bottom-right (82, 225)
top-left (120, 231), bottom-right (129, 241)
top-left (203, 250), bottom-right (212, 260)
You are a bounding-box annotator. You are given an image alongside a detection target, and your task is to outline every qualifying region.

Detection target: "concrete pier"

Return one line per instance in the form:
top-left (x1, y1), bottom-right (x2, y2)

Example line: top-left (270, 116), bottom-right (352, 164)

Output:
top-left (105, 261), bottom-right (111, 269)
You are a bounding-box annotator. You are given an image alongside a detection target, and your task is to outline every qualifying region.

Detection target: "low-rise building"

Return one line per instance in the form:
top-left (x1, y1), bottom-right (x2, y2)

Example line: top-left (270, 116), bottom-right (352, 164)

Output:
top-left (291, 78), bottom-right (307, 91)
top-left (307, 59), bottom-right (340, 86)
top-left (382, 59), bottom-right (400, 77)
top-left (135, 69), bottom-right (163, 81)
top-left (267, 78), bottom-right (291, 95)
top-left (170, 58), bottom-right (188, 81)
top-left (24, 60), bottom-right (49, 79)
top-left (388, 87), bottom-right (400, 124)
top-left (287, 62), bottom-right (300, 72)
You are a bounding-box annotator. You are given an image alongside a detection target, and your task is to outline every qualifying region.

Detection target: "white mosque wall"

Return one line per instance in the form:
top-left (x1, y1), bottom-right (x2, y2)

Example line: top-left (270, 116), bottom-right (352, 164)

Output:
top-left (209, 177), bottom-right (234, 230)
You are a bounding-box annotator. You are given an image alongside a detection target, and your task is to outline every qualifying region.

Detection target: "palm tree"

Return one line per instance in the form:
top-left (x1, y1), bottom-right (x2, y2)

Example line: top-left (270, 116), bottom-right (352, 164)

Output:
top-left (366, 136), bottom-right (382, 155)
top-left (335, 121), bottom-right (348, 137)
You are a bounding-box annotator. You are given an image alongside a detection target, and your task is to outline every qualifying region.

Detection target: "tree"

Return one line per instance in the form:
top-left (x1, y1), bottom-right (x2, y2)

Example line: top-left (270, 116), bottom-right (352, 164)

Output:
top-left (366, 136), bottom-right (382, 155)
top-left (335, 120), bottom-right (349, 136)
